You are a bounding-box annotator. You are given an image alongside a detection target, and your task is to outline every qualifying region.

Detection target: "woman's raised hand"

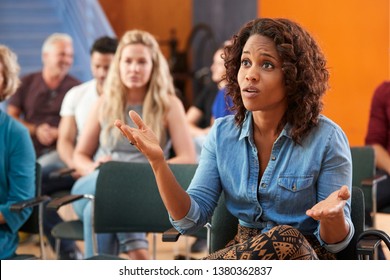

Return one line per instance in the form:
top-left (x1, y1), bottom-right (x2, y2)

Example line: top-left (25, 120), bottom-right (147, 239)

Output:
top-left (114, 110), bottom-right (165, 164)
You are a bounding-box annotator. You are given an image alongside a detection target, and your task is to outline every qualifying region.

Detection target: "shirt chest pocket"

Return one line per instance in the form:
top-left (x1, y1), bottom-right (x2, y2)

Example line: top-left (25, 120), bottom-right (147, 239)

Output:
top-left (277, 175), bottom-right (314, 193)
top-left (276, 175), bottom-right (315, 213)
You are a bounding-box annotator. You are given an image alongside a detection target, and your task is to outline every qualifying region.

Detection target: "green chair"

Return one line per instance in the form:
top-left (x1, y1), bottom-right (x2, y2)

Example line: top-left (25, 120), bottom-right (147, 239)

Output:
top-left (49, 201), bottom-right (84, 259)
top-left (48, 161), bottom-right (198, 259)
top-left (45, 169), bottom-right (82, 259)
top-left (9, 162), bottom-right (51, 259)
top-left (350, 146), bottom-right (390, 228)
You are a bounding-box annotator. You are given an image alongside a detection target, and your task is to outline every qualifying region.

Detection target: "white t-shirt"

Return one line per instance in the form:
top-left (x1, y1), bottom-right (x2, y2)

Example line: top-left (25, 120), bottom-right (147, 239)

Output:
top-left (60, 79), bottom-right (99, 138)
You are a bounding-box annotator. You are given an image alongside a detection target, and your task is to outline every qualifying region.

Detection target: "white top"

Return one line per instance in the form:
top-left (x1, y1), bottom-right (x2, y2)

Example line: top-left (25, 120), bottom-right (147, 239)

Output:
top-left (60, 79), bottom-right (99, 138)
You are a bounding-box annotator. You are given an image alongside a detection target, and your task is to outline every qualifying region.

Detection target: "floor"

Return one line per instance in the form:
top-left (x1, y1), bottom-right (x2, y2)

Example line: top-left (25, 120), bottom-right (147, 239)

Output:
top-left (16, 233), bottom-right (207, 260)
top-left (15, 206), bottom-right (390, 260)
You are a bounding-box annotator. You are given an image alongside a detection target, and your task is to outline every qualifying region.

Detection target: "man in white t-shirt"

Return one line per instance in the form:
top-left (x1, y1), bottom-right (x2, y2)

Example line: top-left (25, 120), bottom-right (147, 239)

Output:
top-left (42, 36), bottom-right (118, 259)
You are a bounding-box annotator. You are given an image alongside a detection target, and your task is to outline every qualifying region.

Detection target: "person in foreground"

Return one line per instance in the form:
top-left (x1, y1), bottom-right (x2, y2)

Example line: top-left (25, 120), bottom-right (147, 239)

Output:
top-left (0, 45), bottom-right (36, 259)
top-left (115, 18), bottom-right (354, 260)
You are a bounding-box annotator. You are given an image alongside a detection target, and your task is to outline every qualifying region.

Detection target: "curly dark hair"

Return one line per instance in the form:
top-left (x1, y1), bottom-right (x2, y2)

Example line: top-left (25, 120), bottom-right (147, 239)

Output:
top-left (224, 18), bottom-right (329, 144)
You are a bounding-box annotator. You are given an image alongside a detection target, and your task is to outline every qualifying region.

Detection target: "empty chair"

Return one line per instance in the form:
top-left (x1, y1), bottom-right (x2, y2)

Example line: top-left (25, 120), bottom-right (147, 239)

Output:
top-left (350, 146), bottom-right (390, 228)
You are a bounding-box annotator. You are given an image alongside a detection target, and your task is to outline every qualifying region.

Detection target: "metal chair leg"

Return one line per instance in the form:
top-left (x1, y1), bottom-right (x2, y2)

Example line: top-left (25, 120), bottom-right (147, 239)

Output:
top-left (205, 222), bottom-right (212, 254)
top-left (38, 203), bottom-right (46, 259)
top-left (152, 233), bottom-right (157, 260)
top-left (55, 238), bottom-right (61, 259)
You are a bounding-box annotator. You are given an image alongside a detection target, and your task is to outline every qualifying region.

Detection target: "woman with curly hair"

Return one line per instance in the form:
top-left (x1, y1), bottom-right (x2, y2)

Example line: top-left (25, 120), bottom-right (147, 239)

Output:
top-left (71, 30), bottom-right (196, 259)
top-left (115, 18), bottom-right (353, 260)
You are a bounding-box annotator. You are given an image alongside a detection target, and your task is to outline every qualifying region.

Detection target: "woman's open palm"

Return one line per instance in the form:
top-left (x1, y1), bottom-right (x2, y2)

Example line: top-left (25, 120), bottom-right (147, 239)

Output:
top-left (114, 110), bottom-right (165, 163)
top-left (306, 185), bottom-right (350, 221)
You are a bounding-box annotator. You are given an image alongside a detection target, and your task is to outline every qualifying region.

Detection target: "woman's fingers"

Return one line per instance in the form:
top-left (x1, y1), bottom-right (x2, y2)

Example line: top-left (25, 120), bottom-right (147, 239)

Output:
top-left (129, 110), bottom-right (145, 129)
top-left (114, 119), bottom-right (137, 145)
top-left (338, 185), bottom-right (350, 201)
top-left (114, 120), bottom-right (124, 134)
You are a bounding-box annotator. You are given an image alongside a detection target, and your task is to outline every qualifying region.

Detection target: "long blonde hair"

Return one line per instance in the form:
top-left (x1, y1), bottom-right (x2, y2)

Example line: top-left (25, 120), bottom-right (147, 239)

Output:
top-left (100, 30), bottom-right (175, 147)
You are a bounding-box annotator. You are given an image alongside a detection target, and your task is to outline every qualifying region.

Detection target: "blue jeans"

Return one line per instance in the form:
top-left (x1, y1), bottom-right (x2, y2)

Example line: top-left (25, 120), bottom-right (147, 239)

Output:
top-left (71, 170), bottom-right (148, 258)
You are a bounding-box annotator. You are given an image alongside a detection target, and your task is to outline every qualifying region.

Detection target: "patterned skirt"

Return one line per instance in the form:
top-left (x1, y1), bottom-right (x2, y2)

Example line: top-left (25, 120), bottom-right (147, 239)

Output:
top-left (202, 224), bottom-right (336, 260)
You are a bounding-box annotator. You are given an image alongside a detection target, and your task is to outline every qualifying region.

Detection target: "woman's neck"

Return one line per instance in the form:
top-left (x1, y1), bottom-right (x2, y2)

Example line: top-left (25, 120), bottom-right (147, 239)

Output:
top-left (126, 87), bottom-right (147, 105)
top-left (252, 110), bottom-right (284, 138)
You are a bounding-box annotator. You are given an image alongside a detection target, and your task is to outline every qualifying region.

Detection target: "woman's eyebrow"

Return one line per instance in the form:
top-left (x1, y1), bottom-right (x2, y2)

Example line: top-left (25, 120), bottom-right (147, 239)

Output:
top-left (242, 49), bottom-right (277, 60)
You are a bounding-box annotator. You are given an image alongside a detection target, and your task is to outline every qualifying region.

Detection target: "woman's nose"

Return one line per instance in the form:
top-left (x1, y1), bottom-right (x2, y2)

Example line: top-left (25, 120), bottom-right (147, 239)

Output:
top-left (129, 62), bottom-right (136, 71)
top-left (245, 67), bottom-right (259, 81)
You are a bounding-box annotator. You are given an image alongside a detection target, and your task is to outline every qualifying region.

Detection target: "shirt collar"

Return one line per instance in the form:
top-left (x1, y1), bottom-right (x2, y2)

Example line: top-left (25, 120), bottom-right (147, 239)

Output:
top-left (239, 111), bottom-right (293, 141)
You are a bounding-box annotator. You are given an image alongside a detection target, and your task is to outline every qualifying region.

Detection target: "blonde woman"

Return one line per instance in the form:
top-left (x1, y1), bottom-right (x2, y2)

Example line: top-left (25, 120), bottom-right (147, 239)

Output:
top-left (71, 30), bottom-right (196, 259)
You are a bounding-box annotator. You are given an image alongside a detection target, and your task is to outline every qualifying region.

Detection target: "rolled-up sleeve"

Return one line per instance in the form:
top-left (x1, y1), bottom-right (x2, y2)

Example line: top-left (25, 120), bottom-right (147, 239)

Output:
top-left (170, 197), bottom-right (201, 234)
top-left (314, 218), bottom-right (355, 253)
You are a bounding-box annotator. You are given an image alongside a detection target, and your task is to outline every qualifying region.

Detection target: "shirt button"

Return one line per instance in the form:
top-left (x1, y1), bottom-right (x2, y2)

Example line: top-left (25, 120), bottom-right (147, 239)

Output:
top-left (271, 155), bottom-right (276, 161)
top-left (261, 183), bottom-right (266, 188)
top-left (292, 184), bottom-right (297, 191)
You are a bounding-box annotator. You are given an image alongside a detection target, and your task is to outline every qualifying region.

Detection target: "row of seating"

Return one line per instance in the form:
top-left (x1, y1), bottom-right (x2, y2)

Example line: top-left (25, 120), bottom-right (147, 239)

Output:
top-left (10, 146), bottom-right (390, 260)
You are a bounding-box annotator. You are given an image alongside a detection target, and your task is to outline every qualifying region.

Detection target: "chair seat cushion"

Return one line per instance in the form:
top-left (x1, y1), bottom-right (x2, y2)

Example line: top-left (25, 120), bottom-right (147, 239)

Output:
top-left (51, 220), bottom-right (83, 240)
top-left (87, 254), bottom-right (125, 260)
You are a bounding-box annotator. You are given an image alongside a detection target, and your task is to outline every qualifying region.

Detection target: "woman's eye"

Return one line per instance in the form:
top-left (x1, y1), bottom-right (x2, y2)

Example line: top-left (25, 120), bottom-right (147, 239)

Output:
top-left (262, 62), bottom-right (274, 69)
top-left (241, 59), bottom-right (251, 67)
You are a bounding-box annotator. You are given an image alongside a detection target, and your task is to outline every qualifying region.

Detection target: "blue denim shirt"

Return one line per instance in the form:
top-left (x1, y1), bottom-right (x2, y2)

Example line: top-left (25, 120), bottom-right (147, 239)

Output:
top-left (172, 112), bottom-right (354, 253)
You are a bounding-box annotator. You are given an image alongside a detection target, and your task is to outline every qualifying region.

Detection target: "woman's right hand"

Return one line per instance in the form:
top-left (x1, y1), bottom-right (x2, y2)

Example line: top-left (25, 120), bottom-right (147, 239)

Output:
top-left (114, 110), bottom-right (165, 164)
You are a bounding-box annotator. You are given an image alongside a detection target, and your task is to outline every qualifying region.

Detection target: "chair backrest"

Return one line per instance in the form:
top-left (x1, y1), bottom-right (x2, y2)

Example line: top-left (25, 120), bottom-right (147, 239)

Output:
top-left (210, 192), bottom-right (237, 253)
top-left (336, 186), bottom-right (365, 260)
top-left (350, 146), bottom-right (375, 210)
top-left (94, 161), bottom-right (198, 234)
top-left (210, 187), bottom-right (365, 260)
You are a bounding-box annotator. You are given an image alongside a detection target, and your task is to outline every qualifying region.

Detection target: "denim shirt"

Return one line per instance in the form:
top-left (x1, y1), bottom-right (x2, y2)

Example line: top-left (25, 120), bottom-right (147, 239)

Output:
top-left (171, 112), bottom-right (354, 253)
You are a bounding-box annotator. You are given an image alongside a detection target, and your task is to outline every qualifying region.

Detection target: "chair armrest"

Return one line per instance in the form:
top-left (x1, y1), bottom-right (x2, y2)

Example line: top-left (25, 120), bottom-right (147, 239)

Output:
top-left (361, 174), bottom-right (387, 187)
top-left (49, 168), bottom-right (75, 179)
top-left (46, 194), bottom-right (85, 211)
top-left (357, 229), bottom-right (390, 259)
top-left (162, 227), bottom-right (182, 242)
top-left (10, 195), bottom-right (51, 212)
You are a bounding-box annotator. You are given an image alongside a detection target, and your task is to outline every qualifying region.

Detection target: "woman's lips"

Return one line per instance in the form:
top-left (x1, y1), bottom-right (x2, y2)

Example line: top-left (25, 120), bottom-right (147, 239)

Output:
top-left (242, 86), bottom-right (260, 98)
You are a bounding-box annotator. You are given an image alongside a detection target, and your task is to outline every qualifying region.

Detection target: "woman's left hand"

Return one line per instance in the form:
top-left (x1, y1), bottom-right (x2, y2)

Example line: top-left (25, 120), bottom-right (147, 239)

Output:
top-left (306, 185), bottom-right (350, 221)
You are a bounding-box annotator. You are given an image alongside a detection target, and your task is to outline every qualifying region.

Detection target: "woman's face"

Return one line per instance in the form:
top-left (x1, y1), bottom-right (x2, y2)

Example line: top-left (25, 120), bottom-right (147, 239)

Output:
top-left (237, 34), bottom-right (287, 113)
top-left (210, 49), bottom-right (225, 84)
top-left (119, 44), bottom-right (153, 91)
